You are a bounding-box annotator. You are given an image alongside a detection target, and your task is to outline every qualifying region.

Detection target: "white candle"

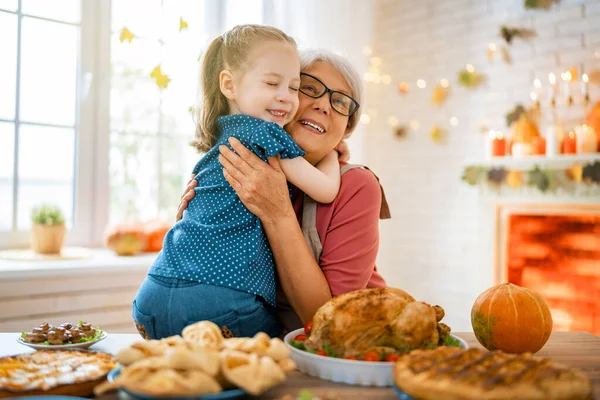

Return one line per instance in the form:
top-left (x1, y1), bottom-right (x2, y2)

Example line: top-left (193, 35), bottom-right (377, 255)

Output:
top-left (545, 125), bottom-right (562, 157)
top-left (575, 124), bottom-right (597, 153)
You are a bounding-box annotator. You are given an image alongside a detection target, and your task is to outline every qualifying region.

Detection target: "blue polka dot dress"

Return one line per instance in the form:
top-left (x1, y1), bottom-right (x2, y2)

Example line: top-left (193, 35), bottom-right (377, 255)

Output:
top-left (148, 115), bottom-right (306, 307)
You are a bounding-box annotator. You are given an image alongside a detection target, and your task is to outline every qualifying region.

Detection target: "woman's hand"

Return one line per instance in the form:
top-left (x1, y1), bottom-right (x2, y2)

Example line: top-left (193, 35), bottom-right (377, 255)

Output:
top-left (334, 140), bottom-right (350, 162)
top-left (218, 137), bottom-right (295, 225)
top-left (175, 175), bottom-right (198, 221)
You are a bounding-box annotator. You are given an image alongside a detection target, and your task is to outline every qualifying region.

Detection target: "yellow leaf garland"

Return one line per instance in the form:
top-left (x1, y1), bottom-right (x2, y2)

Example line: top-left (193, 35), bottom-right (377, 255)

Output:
top-left (429, 126), bottom-right (445, 143)
top-left (150, 65), bottom-right (171, 89)
top-left (179, 17), bottom-right (188, 31)
top-left (506, 170), bottom-right (524, 188)
top-left (431, 84), bottom-right (448, 105)
top-left (119, 27), bottom-right (135, 43)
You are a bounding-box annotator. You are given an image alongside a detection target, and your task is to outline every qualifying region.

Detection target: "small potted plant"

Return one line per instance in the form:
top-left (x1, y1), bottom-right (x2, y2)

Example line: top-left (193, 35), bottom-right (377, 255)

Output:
top-left (31, 204), bottom-right (66, 255)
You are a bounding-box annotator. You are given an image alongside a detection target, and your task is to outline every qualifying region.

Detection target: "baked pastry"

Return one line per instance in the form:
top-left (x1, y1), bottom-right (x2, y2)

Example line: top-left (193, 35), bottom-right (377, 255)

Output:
top-left (393, 347), bottom-right (592, 400)
top-left (0, 350), bottom-right (116, 398)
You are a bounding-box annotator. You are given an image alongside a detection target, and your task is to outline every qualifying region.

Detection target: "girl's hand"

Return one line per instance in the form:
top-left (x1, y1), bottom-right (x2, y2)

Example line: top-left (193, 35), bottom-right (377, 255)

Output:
top-left (334, 140), bottom-right (350, 162)
top-left (175, 175), bottom-right (197, 221)
top-left (218, 137), bottom-right (294, 225)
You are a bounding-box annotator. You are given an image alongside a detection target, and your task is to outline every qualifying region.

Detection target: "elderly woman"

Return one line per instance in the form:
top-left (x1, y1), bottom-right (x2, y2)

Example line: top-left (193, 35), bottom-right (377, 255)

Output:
top-left (176, 49), bottom-right (390, 334)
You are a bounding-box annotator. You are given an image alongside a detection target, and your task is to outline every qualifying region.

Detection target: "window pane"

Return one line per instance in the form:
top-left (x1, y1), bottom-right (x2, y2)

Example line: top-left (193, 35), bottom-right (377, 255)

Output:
top-left (109, 132), bottom-right (159, 223)
top-left (0, 12), bottom-right (17, 120)
top-left (17, 182), bottom-right (73, 230)
top-left (18, 124), bottom-right (75, 182)
top-left (20, 17), bottom-right (78, 126)
top-left (111, 0), bottom-right (162, 40)
top-left (22, 0), bottom-right (81, 24)
top-left (0, 122), bottom-right (15, 231)
top-left (158, 136), bottom-right (199, 222)
top-left (225, 0), bottom-right (263, 30)
top-left (0, 0), bottom-right (17, 11)
top-left (110, 35), bottom-right (161, 134)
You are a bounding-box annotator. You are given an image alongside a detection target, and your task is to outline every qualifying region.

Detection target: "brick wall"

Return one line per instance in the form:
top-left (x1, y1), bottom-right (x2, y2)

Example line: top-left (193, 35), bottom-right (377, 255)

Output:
top-left (364, 0), bottom-right (600, 331)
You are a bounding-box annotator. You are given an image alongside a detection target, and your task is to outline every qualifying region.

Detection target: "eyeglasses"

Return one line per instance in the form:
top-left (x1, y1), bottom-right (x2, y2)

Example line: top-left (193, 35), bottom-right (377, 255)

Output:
top-left (299, 73), bottom-right (359, 117)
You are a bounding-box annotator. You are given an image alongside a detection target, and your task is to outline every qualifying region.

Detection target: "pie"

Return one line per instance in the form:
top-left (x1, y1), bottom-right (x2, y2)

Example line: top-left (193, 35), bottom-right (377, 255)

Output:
top-left (394, 347), bottom-right (592, 400)
top-left (0, 350), bottom-right (117, 398)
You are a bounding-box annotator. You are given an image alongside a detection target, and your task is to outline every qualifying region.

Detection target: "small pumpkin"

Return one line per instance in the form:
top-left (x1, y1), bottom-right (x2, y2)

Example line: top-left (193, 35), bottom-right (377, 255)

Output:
top-left (471, 283), bottom-right (553, 353)
top-left (584, 101), bottom-right (600, 151)
top-left (511, 114), bottom-right (540, 145)
top-left (142, 220), bottom-right (171, 252)
top-left (104, 223), bottom-right (146, 256)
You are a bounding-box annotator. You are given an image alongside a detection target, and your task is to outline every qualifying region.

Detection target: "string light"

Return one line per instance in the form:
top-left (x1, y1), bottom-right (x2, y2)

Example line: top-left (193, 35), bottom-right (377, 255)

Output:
top-left (440, 78), bottom-right (449, 88)
top-left (370, 57), bottom-right (382, 67)
top-left (530, 92), bottom-right (538, 101)
top-left (382, 74), bottom-right (391, 84)
top-left (533, 78), bottom-right (541, 88)
top-left (450, 117), bottom-right (459, 126)
top-left (417, 79), bottom-right (427, 89)
top-left (488, 43), bottom-right (497, 51)
top-left (360, 114), bottom-right (371, 124)
top-left (388, 116), bottom-right (399, 127)
top-left (362, 46), bottom-right (372, 56)
top-left (466, 64), bottom-right (475, 73)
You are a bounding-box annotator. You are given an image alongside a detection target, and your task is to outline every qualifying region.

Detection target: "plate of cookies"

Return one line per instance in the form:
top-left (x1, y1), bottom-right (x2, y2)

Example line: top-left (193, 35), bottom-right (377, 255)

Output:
top-left (94, 321), bottom-right (296, 399)
top-left (17, 321), bottom-right (107, 350)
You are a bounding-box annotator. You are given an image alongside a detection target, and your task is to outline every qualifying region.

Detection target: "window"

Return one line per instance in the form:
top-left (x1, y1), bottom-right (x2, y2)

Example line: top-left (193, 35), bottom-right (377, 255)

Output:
top-left (0, 0), bottom-right (99, 249)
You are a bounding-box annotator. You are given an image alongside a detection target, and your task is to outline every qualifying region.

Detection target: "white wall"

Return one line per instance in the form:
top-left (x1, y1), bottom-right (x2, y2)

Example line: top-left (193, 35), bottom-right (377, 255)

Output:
top-left (365, 0), bottom-right (600, 331)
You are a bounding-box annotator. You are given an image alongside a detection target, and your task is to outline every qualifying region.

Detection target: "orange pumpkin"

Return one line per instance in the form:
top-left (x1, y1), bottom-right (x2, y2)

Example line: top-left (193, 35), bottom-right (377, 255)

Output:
top-left (471, 283), bottom-right (553, 353)
top-left (104, 223), bottom-right (146, 256)
top-left (143, 220), bottom-right (171, 252)
top-left (584, 101), bottom-right (600, 152)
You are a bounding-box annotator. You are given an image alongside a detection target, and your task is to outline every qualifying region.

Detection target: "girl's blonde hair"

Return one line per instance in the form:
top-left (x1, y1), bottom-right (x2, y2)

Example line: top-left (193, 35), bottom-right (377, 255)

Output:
top-left (190, 24), bottom-right (297, 153)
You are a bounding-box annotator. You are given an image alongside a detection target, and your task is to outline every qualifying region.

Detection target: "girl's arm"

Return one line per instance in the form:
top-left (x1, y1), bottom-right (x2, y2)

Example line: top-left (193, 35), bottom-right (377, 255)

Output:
top-left (279, 151), bottom-right (340, 203)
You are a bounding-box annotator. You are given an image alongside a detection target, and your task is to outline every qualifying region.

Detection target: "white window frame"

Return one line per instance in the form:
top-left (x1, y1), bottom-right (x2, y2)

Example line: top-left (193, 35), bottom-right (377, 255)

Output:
top-left (0, 0), bottom-right (112, 250)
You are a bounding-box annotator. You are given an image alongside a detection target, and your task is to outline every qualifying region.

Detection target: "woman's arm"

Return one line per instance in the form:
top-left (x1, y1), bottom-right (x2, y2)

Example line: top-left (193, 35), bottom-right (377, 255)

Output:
top-left (218, 137), bottom-right (332, 322)
top-left (279, 151), bottom-right (340, 204)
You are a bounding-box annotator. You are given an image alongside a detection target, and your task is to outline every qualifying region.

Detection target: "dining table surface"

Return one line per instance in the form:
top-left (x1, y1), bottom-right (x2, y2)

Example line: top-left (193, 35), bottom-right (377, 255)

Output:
top-left (0, 331), bottom-right (598, 399)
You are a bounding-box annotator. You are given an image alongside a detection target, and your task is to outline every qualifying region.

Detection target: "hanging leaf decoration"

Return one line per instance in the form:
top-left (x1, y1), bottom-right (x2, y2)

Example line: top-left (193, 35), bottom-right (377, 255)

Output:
top-left (488, 168), bottom-right (507, 184)
top-left (179, 17), bottom-right (189, 31)
top-left (150, 65), bottom-right (171, 89)
top-left (431, 84), bottom-right (449, 105)
top-left (397, 81), bottom-right (410, 95)
top-left (565, 164), bottom-right (583, 182)
top-left (120, 27), bottom-right (136, 43)
top-left (458, 69), bottom-right (486, 89)
top-left (429, 125), bottom-right (446, 143)
top-left (505, 104), bottom-right (526, 127)
top-left (524, 0), bottom-right (560, 9)
top-left (527, 166), bottom-right (551, 192)
top-left (394, 125), bottom-right (409, 139)
top-left (582, 161), bottom-right (600, 183)
top-left (500, 46), bottom-right (512, 64)
top-left (500, 26), bottom-right (537, 45)
top-left (506, 170), bottom-right (524, 188)
top-left (462, 166), bottom-right (486, 185)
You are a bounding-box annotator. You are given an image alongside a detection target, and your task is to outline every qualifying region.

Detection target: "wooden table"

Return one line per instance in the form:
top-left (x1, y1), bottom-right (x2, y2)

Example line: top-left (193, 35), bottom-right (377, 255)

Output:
top-left (1, 331), bottom-right (598, 399)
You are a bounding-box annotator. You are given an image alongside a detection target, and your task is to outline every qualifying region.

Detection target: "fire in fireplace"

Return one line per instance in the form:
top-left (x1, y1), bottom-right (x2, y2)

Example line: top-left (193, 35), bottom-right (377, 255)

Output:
top-left (496, 204), bottom-right (600, 335)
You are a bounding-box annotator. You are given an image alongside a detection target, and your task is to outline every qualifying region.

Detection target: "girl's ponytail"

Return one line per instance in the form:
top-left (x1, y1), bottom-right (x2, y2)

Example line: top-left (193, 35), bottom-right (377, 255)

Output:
top-left (190, 36), bottom-right (229, 153)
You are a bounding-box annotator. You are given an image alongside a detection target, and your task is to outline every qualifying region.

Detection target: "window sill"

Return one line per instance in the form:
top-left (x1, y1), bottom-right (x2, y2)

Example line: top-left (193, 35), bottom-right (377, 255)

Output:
top-left (0, 248), bottom-right (155, 280)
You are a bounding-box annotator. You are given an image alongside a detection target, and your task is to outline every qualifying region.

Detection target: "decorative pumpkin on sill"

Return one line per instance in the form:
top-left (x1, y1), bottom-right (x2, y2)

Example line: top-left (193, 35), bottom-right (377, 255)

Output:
top-left (31, 204), bottom-right (66, 255)
top-left (104, 223), bottom-right (146, 256)
top-left (471, 283), bottom-right (553, 354)
top-left (510, 114), bottom-right (540, 158)
top-left (584, 101), bottom-right (600, 152)
top-left (142, 220), bottom-right (171, 253)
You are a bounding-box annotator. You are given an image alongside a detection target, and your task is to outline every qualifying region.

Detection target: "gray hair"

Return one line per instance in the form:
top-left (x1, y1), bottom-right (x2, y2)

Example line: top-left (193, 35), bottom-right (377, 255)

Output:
top-left (299, 49), bottom-right (363, 138)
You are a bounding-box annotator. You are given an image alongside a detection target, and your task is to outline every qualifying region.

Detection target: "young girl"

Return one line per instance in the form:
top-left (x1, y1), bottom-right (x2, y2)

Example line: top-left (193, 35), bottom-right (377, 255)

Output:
top-left (133, 25), bottom-right (340, 339)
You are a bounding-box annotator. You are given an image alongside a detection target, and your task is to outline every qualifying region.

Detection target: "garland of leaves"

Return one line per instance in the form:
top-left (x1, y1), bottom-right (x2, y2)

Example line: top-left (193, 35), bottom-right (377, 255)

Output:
top-left (462, 161), bottom-right (600, 193)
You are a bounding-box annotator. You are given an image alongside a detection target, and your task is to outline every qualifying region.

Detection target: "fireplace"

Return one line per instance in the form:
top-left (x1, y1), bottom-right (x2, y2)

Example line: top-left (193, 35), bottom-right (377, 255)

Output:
top-left (495, 203), bottom-right (600, 335)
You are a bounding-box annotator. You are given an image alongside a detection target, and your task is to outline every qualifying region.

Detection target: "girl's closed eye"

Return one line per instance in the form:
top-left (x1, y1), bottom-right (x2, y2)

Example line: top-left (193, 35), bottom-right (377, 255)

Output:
top-left (265, 81), bottom-right (279, 87)
top-left (289, 86), bottom-right (299, 92)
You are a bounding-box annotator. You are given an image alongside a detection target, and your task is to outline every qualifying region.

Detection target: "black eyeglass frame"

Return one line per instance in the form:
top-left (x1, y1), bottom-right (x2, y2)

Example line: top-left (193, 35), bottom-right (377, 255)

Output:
top-left (299, 72), bottom-right (360, 117)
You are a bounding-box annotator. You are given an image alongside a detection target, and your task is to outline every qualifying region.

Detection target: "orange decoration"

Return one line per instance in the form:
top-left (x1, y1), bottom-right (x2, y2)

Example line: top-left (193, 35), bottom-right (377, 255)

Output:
top-left (532, 136), bottom-right (546, 155)
top-left (584, 101), bottom-right (600, 151)
top-left (471, 283), bottom-right (553, 354)
top-left (491, 133), bottom-right (506, 157)
top-left (143, 220), bottom-right (171, 252)
top-left (104, 223), bottom-right (146, 256)
top-left (563, 131), bottom-right (577, 154)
